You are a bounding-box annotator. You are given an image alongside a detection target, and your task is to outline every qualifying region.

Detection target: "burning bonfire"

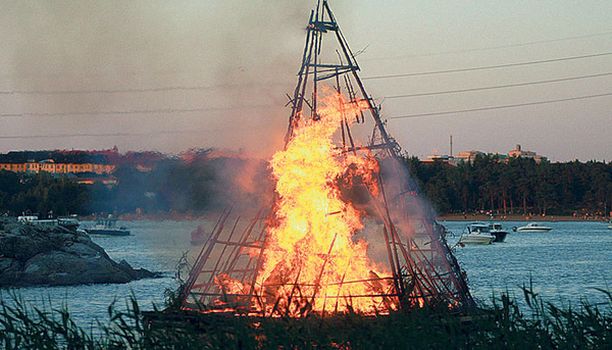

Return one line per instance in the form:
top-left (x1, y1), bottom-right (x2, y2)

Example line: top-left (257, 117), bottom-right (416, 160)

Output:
top-left (252, 91), bottom-right (391, 315)
top-left (186, 91), bottom-right (395, 316)
top-left (180, 0), bottom-right (473, 317)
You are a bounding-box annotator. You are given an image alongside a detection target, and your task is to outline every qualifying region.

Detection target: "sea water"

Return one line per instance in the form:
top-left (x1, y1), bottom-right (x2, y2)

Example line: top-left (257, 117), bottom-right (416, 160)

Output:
top-left (446, 220), bottom-right (611, 308)
top-left (2, 220), bottom-right (610, 327)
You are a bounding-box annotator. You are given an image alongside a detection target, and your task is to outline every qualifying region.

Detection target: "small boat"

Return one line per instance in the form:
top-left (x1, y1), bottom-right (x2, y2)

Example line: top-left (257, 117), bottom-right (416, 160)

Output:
top-left (459, 223), bottom-right (495, 245)
top-left (513, 222), bottom-right (552, 232)
top-left (488, 223), bottom-right (509, 242)
top-left (17, 215), bottom-right (56, 226)
top-left (190, 225), bottom-right (207, 245)
top-left (17, 215), bottom-right (80, 231)
top-left (608, 220), bottom-right (612, 230)
top-left (84, 217), bottom-right (130, 236)
top-left (57, 216), bottom-right (80, 230)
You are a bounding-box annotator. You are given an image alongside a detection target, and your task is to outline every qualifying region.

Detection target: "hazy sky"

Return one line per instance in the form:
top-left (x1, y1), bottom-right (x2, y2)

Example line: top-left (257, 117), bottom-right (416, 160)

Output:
top-left (0, 0), bottom-right (610, 161)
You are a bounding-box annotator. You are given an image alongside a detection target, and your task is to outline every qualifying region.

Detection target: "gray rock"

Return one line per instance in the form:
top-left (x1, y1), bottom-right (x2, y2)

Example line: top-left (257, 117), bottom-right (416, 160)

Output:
top-left (20, 251), bottom-right (133, 285)
top-left (0, 220), bottom-right (160, 287)
top-left (0, 257), bottom-right (23, 286)
top-left (62, 242), bottom-right (102, 258)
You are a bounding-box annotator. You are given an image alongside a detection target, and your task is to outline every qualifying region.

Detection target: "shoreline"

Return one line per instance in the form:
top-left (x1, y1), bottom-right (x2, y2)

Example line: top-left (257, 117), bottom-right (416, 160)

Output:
top-left (75, 212), bottom-right (610, 223)
top-left (436, 214), bottom-right (609, 222)
top-left (77, 212), bottom-right (225, 222)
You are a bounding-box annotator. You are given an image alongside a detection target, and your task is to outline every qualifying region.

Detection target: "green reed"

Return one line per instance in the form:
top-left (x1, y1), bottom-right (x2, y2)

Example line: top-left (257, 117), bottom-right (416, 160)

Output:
top-left (0, 284), bottom-right (610, 349)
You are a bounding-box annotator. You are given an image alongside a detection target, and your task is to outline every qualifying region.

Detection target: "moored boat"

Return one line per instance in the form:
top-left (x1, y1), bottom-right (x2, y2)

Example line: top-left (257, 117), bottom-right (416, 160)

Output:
top-left (513, 222), bottom-right (552, 232)
top-left (488, 222), bottom-right (509, 242)
top-left (459, 222), bottom-right (495, 245)
top-left (17, 215), bottom-right (56, 226)
top-left (84, 217), bottom-right (130, 236)
top-left (57, 216), bottom-right (80, 230)
top-left (17, 215), bottom-right (80, 230)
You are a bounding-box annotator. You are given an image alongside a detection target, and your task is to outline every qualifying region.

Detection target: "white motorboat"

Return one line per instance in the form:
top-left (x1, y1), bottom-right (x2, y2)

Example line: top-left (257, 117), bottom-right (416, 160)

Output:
top-left (513, 222), bottom-right (552, 232)
top-left (459, 223), bottom-right (495, 245)
top-left (608, 220), bottom-right (612, 230)
top-left (17, 215), bottom-right (80, 230)
top-left (57, 216), bottom-right (80, 230)
top-left (84, 217), bottom-right (130, 236)
top-left (488, 223), bottom-right (509, 242)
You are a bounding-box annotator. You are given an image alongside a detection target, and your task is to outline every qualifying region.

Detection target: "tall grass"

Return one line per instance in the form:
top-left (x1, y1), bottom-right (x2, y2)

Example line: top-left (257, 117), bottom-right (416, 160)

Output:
top-left (1, 285), bottom-right (610, 349)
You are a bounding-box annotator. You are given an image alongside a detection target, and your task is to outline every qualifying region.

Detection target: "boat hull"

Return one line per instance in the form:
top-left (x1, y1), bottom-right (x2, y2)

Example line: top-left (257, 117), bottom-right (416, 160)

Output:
top-left (85, 229), bottom-right (130, 236)
top-left (491, 231), bottom-right (508, 242)
top-left (516, 228), bottom-right (552, 232)
top-left (459, 235), bottom-right (494, 245)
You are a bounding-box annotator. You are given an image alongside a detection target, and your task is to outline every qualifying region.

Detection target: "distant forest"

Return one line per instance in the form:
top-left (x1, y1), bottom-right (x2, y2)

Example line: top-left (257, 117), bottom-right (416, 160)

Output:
top-left (0, 156), bottom-right (272, 217)
top-left (0, 149), bottom-right (165, 166)
top-left (0, 153), bottom-right (610, 217)
top-left (404, 155), bottom-right (611, 216)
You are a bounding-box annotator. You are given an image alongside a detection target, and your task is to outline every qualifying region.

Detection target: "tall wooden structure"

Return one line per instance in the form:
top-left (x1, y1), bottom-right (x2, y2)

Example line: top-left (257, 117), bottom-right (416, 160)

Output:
top-left (181, 0), bottom-right (474, 316)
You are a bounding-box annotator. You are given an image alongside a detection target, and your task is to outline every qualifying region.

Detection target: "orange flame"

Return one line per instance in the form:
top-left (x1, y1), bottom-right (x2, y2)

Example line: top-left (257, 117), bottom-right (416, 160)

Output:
top-left (253, 89), bottom-right (394, 315)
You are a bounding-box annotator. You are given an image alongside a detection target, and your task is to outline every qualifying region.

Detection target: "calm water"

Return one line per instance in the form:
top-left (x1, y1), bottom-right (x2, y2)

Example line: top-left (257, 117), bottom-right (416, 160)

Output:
top-left (1, 220), bottom-right (199, 326)
top-left (2, 220), bottom-right (610, 326)
top-left (444, 220), bottom-right (611, 307)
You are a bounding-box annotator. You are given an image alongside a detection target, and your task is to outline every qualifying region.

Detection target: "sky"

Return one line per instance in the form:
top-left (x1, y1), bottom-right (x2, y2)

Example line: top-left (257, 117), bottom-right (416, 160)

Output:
top-left (0, 0), bottom-right (610, 161)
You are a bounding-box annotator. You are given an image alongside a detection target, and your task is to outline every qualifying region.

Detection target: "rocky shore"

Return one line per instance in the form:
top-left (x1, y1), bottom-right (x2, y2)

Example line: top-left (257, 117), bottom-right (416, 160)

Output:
top-left (0, 219), bottom-right (159, 287)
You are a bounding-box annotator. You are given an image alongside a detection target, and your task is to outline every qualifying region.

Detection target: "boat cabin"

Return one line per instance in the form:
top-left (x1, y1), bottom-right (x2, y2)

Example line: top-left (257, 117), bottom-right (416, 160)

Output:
top-left (465, 222), bottom-right (491, 234)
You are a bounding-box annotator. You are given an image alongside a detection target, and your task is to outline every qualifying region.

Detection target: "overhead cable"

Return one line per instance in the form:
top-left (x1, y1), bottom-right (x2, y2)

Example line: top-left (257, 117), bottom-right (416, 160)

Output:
top-left (363, 52), bottom-right (612, 80)
top-left (388, 92), bottom-right (612, 120)
top-left (384, 72), bottom-right (612, 99)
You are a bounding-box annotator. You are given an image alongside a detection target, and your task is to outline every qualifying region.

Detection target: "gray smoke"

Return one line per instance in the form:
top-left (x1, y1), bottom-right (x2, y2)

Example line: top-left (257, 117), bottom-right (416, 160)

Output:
top-left (0, 0), bottom-right (326, 156)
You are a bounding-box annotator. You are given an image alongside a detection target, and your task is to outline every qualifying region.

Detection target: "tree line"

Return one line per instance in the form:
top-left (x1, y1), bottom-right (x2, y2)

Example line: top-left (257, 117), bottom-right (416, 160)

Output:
top-left (403, 155), bottom-right (611, 216)
top-left (0, 154), bottom-right (610, 217)
top-left (0, 157), bottom-right (271, 217)
top-left (0, 149), bottom-right (168, 166)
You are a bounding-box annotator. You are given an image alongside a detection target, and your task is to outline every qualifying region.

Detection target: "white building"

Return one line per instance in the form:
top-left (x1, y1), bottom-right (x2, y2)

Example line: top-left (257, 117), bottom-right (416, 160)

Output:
top-left (508, 144), bottom-right (546, 163)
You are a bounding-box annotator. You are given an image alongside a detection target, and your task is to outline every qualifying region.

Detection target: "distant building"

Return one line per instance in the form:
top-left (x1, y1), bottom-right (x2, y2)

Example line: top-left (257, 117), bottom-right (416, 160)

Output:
top-left (508, 144), bottom-right (547, 163)
top-left (421, 154), bottom-right (453, 163)
top-left (423, 154), bottom-right (452, 163)
top-left (0, 163), bottom-right (26, 172)
top-left (421, 154), bottom-right (457, 166)
top-left (420, 144), bottom-right (547, 165)
top-left (456, 150), bottom-right (485, 163)
top-left (0, 159), bottom-right (115, 175)
top-left (76, 176), bottom-right (118, 186)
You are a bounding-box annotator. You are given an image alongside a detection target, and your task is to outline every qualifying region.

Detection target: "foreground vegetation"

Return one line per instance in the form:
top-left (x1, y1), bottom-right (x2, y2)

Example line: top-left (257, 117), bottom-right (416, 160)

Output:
top-left (1, 286), bottom-right (610, 349)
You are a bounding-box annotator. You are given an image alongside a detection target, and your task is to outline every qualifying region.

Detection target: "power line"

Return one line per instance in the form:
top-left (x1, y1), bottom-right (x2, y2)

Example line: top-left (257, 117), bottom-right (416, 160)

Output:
top-left (0, 82), bottom-right (286, 96)
top-left (366, 30), bottom-right (612, 60)
top-left (0, 104), bottom-right (274, 118)
top-left (363, 52), bottom-right (612, 80)
top-left (388, 92), bottom-right (612, 120)
top-left (0, 132), bottom-right (162, 140)
top-left (384, 72), bottom-right (612, 99)
top-left (0, 127), bottom-right (270, 140)
top-left (0, 85), bottom-right (221, 95)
